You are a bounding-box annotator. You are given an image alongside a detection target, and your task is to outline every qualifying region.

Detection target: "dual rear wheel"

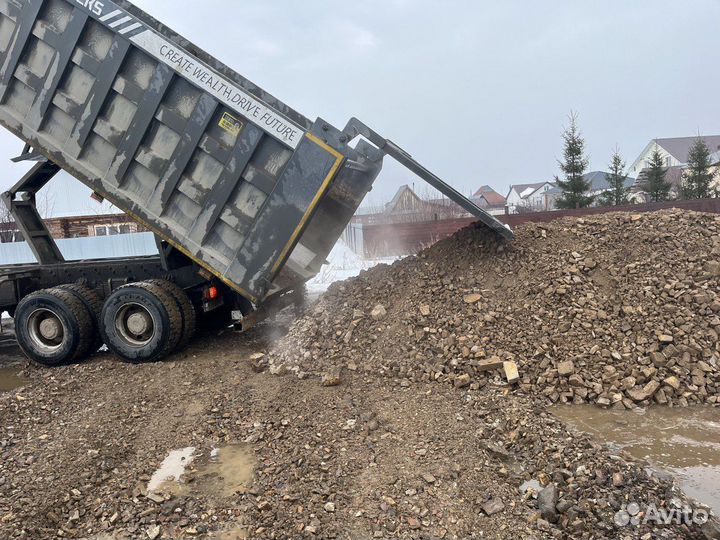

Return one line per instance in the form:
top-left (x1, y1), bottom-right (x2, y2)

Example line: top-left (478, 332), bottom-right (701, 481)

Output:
top-left (15, 280), bottom-right (196, 366)
top-left (14, 287), bottom-right (95, 366)
top-left (101, 280), bottom-right (195, 363)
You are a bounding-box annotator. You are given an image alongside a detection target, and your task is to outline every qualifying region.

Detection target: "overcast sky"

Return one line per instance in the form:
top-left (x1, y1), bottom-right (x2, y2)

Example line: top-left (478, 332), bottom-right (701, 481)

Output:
top-left (1, 0), bottom-right (718, 215)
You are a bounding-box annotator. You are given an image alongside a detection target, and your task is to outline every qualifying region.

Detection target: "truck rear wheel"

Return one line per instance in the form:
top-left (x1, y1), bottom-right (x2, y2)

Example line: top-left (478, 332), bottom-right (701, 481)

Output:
top-left (101, 282), bottom-right (182, 363)
top-left (15, 288), bottom-right (94, 366)
top-left (144, 279), bottom-right (196, 350)
top-left (55, 284), bottom-right (104, 354)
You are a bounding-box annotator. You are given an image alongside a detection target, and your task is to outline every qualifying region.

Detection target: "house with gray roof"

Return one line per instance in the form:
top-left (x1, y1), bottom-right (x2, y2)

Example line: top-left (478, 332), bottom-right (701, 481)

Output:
top-left (585, 171), bottom-right (637, 194)
top-left (629, 135), bottom-right (720, 202)
top-left (630, 135), bottom-right (720, 176)
top-left (544, 171), bottom-right (637, 209)
top-left (506, 181), bottom-right (555, 212)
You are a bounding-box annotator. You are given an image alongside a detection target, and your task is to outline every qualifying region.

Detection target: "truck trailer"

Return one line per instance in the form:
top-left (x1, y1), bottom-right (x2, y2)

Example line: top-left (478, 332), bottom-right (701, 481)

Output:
top-left (0, 0), bottom-right (512, 366)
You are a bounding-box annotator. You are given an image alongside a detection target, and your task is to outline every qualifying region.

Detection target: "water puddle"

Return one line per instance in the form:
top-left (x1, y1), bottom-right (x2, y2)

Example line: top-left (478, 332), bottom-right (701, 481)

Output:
top-left (197, 445), bottom-right (256, 498)
top-left (148, 444), bottom-right (255, 500)
top-left (0, 366), bottom-right (26, 393)
top-left (147, 447), bottom-right (196, 493)
top-left (552, 405), bottom-right (720, 513)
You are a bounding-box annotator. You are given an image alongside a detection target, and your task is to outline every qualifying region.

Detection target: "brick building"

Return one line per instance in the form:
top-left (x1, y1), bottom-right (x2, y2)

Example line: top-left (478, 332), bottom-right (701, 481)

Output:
top-left (0, 212), bottom-right (144, 243)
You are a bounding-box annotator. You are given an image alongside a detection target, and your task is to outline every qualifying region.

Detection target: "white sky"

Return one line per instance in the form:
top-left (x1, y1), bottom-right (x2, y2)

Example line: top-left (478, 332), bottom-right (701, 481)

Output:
top-left (0, 0), bottom-right (718, 215)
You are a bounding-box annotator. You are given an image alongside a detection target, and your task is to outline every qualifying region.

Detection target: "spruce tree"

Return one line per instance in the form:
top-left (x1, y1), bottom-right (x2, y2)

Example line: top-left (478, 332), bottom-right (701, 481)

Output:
top-left (640, 148), bottom-right (672, 202)
top-left (681, 137), bottom-right (717, 199)
top-left (555, 112), bottom-right (593, 209)
top-left (599, 148), bottom-right (630, 206)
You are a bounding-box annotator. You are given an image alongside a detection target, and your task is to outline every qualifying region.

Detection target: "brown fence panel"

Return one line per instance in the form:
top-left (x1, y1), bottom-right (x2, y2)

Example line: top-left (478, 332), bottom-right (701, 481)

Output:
top-left (360, 199), bottom-right (720, 258)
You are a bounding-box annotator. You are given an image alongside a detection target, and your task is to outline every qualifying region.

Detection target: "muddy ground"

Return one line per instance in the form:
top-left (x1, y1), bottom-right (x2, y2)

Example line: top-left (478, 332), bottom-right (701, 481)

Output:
top-left (3, 211), bottom-right (720, 539)
top-left (0, 321), bottom-right (716, 540)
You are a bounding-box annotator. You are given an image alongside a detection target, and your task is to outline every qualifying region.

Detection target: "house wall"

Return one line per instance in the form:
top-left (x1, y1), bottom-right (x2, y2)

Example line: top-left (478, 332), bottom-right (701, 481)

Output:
top-left (526, 183), bottom-right (554, 210)
top-left (45, 214), bottom-right (144, 239)
top-left (712, 165), bottom-right (720, 193)
top-left (1, 213), bottom-right (146, 243)
top-left (505, 189), bottom-right (523, 208)
top-left (630, 144), bottom-right (680, 176)
top-left (508, 184), bottom-right (554, 212)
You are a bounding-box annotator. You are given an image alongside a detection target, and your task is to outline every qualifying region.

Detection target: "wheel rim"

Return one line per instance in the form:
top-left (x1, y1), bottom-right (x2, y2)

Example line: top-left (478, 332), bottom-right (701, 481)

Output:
top-left (27, 308), bottom-right (66, 353)
top-left (115, 303), bottom-right (156, 347)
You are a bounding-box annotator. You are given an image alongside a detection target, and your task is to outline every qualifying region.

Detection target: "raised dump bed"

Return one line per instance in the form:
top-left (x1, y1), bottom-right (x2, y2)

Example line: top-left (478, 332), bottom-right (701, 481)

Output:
top-left (0, 0), bottom-right (512, 365)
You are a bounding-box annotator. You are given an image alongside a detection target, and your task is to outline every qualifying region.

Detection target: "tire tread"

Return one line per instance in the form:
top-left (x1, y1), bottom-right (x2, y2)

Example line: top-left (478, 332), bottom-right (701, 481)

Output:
top-left (44, 288), bottom-right (94, 361)
top-left (16, 288), bottom-right (94, 364)
top-left (54, 284), bottom-right (104, 352)
top-left (124, 281), bottom-right (182, 359)
top-left (144, 279), bottom-right (196, 351)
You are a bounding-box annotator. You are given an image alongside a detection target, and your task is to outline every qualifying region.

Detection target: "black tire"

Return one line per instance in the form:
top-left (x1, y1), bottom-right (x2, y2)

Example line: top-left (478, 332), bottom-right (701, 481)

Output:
top-left (100, 282), bottom-right (183, 363)
top-left (144, 279), bottom-right (196, 351)
top-left (55, 284), bottom-right (104, 353)
top-left (15, 288), bottom-right (94, 366)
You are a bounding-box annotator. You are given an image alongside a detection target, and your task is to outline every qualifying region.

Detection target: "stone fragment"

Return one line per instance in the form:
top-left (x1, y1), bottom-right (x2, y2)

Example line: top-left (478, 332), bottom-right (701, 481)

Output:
top-left (477, 357), bottom-right (505, 372)
top-left (321, 368), bottom-right (342, 387)
top-left (642, 380), bottom-right (660, 397)
top-left (503, 361), bottom-right (519, 384)
top-left (628, 387), bottom-right (648, 403)
top-left (482, 498), bottom-right (505, 516)
top-left (370, 304), bottom-right (387, 320)
top-left (612, 472), bottom-right (624, 487)
top-left (537, 483), bottom-right (558, 523)
top-left (421, 473), bottom-right (437, 484)
top-left (407, 517), bottom-right (421, 529)
top-left (557, 361), bottom-right (575, 376)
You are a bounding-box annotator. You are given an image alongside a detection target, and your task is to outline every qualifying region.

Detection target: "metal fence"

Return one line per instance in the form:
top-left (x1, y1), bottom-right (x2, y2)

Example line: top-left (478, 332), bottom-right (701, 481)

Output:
top-left (357, 198), bottom-right (720, 258)
top-left (0, 232), bottom-right (157, 265)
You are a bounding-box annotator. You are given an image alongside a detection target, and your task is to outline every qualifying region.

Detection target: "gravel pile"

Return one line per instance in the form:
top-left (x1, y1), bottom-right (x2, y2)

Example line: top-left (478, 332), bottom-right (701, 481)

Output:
top-left (269, 210), bottom-right (720, 408)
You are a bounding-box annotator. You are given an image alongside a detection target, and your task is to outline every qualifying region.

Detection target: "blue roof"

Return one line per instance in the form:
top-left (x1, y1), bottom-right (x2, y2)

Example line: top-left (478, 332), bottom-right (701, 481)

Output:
top-left (584, 171), bottom-right (636, 191)
top-left (545, 172), bottom-right (635, 195)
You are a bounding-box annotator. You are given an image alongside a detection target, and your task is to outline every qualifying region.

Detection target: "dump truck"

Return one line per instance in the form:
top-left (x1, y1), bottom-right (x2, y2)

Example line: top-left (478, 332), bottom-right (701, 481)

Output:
top-left (0, 0), bottom-right (513, 366)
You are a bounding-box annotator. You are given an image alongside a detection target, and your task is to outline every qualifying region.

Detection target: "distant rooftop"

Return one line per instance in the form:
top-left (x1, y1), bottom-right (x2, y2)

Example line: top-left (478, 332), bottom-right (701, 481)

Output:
top-left (473, 185), bottom-right (506, 206)
top-left (508, 181), bottom-right (549, 198)
top-left (584, 171), bottom-right (636, 191)
top-left (654, 135), bottom-right (720, 164)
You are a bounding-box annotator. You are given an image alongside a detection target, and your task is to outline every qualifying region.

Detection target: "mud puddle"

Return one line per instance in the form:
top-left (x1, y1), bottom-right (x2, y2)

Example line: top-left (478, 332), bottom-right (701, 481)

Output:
top-left (0, 365), bottom-right (26, 392)
top-left (149, 444), bottom-right (255, 499)
top-left (553, 405), bottom-right (720, 512)
top-left (147, 446), bottom-right (196, 492)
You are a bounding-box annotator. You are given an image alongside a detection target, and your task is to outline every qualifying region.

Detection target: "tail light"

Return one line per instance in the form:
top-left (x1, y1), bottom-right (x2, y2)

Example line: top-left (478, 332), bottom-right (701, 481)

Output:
top-left (205, 286), bottom-right (219, 300)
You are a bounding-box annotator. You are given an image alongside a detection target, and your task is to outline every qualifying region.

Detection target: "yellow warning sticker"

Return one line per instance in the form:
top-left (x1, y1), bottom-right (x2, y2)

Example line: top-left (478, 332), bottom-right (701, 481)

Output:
top-left (219, 112), bottom-right (243, 136)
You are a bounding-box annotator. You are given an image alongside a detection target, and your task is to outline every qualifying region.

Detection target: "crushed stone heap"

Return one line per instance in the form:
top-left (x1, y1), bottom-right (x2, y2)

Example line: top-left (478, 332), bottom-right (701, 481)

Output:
top-left (269, 209), bottom-right (720, 408)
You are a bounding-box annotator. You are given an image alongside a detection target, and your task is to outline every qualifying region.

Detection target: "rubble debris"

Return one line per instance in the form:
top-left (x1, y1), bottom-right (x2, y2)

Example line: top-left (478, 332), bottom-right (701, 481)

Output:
top-left (271, 210), bottom-right (720, 409)
top-left (0, 210), bottom-right (715, 540)
top-left (503, 361), bottom-right (519, 384)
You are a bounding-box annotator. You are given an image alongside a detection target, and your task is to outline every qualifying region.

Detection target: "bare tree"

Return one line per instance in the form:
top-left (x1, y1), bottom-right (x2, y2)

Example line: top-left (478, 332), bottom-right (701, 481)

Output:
top-left (0, 202), bottom-right (16, 243)
top-left (35, 188), bottom-right (56, 219)
top-left (0, 184), bottom-right (56, 242)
